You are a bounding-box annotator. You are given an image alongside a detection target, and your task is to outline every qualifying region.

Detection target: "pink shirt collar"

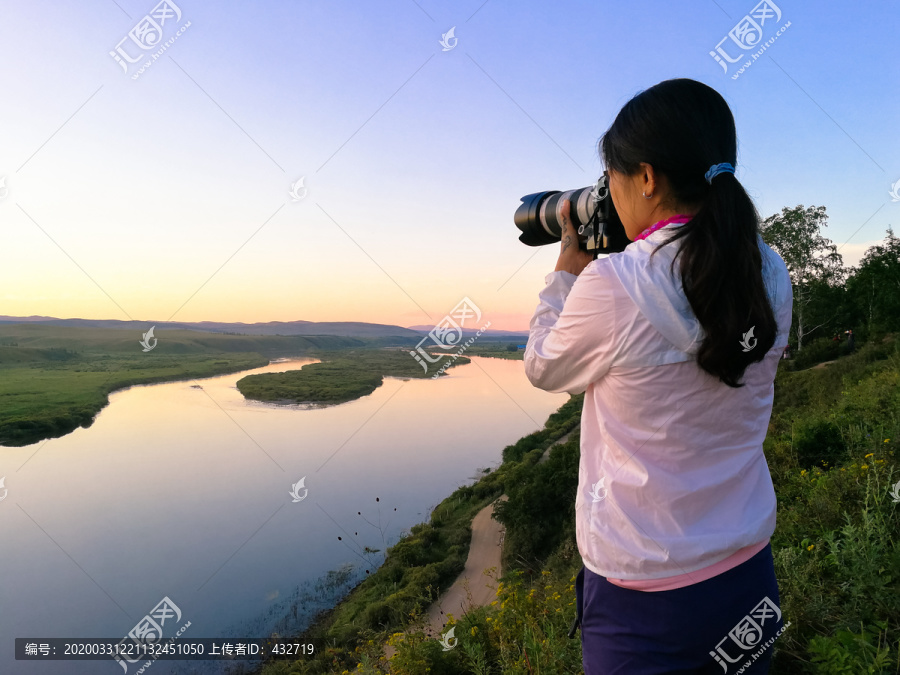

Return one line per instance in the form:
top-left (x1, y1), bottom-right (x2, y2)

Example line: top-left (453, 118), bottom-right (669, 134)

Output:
top-left (633, 214), bottom-right (693, 241)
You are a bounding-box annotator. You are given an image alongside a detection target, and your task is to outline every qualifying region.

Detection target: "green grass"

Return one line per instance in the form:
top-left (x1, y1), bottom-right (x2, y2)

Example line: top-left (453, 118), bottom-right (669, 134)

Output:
top-left (461, 344), bottom-right (525, 361)
top-left (236, 349), bottom-right (470, 406)
top-left (0, 323), bottom-right (369, 355)
top-left (0, 324), bottom-right (397, 447)
top-left (256, 337), bottom-right (900, 675)
top-left (0, 353), bottom-right (270, 446)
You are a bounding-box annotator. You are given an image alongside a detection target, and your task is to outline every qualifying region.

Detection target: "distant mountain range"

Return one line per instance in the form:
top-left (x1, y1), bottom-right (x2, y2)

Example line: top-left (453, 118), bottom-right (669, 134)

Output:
top-left (0, 316), bottom-right (528, 339)
top-left (405, 325), bottom-right (529, 337)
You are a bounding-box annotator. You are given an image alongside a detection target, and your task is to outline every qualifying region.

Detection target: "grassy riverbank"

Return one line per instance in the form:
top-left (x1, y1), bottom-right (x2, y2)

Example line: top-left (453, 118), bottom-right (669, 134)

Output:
top-left (236, 349), bottom-right (470, 406)
top-left (0, 324), bottom-right (390, 447)
top-left (0, 352), bottom-right (271, 447)
top-left (461, 344), bottom-right (525, 361)
top-left (254, 336), bottom-right (900, 675)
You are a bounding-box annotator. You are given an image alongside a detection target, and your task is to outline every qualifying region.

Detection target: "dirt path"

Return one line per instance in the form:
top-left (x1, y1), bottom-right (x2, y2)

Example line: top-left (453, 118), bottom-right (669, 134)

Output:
top-left (539, 430), bottom-right (574, 463)
top-left (789, 358), bottom-right (838, 372)
top-left (383, 495), bottom-right (507, 660)
top-left (383, 432), bottom-right (573, 662)
top-left (424, 494), bottom-right (508, 636)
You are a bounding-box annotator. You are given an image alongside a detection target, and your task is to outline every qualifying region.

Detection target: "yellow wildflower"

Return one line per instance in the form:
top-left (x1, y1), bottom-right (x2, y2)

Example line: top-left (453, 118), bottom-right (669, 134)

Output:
top-left (865, 453), bottom-right (874, 458)
top-left (807, 544), bottom-right (814, 551)
top-left (862, 465), bottom-right (869, 470)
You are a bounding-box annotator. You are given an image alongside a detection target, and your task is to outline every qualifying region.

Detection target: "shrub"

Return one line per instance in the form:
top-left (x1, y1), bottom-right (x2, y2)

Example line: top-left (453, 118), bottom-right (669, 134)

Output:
top-left (788, 336), bottom-right (844, 370)
top-left (808, 621), bottom-right (899, 674)
top-left (792, 419), bottom-right (848, 469)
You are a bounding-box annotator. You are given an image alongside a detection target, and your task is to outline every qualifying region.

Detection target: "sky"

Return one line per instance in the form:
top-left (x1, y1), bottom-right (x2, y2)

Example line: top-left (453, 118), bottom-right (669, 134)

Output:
top-left (0, 0), bottom-right (897, 331)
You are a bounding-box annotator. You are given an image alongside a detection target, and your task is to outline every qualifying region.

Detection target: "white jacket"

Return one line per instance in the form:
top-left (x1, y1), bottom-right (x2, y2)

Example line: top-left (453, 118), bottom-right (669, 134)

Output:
top-left (524, 223), bottom-right (792, 579)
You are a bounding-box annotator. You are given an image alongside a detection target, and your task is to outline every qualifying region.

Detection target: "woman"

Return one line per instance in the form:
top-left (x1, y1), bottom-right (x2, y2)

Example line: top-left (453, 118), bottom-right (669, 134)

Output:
top-left (524, 78), bottom-right (793, 674)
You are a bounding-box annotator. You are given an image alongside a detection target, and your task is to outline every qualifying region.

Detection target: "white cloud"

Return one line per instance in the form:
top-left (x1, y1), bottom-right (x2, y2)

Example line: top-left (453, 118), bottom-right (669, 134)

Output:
top-left (836, 239), bottom-right (886, 269)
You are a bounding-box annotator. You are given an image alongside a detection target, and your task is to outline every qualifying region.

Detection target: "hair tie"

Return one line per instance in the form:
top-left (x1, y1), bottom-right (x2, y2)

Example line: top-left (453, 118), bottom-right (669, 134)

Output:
top-left (704, 162), bottom-right (735, 183)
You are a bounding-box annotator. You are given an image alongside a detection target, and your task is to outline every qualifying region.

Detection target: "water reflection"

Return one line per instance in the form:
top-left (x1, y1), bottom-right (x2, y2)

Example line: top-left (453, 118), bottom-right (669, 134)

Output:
top-left (0, 356), bottom-right (565, 674)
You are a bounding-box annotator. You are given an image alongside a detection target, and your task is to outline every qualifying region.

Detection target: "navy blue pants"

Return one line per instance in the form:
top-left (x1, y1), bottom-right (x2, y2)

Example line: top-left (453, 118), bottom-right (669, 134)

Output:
top-left (573, 544), bottom-right (783, 674)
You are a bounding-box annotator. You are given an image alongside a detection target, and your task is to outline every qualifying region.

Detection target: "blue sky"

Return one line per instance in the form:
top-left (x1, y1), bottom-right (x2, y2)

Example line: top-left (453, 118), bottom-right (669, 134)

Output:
top-left (0, 0), bottom-right (897, 329)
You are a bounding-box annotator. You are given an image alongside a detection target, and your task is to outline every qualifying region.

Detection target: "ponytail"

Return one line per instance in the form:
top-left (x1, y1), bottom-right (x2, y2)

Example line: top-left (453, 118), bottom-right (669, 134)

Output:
top-left (600, 79), bottom-right (777, 387)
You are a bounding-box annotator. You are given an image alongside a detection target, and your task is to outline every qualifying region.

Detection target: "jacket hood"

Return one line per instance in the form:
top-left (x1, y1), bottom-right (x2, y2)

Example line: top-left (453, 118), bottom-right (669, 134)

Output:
top-left (606, 223), bottom-right (791, 357)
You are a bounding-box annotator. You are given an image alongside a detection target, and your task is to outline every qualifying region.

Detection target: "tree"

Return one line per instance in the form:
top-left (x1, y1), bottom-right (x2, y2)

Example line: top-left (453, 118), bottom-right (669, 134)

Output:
top-left (760, 205), bottom-right (845, 350)
top-left (844, 227), bottom-right (900, 336)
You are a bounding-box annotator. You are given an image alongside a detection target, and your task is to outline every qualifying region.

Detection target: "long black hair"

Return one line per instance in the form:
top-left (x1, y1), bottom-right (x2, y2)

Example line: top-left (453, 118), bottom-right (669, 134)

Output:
top-left (600, 78), bottom-right (776, 387)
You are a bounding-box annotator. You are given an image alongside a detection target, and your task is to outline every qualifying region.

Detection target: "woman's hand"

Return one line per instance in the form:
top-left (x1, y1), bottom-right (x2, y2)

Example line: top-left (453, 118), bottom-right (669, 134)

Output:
top-left (554, 199), bottom-right (594, 276)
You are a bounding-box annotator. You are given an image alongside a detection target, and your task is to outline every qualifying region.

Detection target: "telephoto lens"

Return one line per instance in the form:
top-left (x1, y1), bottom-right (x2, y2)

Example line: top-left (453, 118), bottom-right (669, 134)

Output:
top-left (514, 174), bottom-right (629, 256)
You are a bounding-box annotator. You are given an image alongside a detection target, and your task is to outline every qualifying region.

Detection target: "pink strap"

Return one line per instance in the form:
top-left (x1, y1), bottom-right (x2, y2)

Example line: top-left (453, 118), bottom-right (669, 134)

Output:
top-left (634, 214), bottom-right (692, 241)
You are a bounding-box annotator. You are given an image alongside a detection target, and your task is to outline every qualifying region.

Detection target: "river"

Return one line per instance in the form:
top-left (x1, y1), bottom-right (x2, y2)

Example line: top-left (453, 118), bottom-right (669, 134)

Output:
top-left (0, 356), bottom-right (566, 674)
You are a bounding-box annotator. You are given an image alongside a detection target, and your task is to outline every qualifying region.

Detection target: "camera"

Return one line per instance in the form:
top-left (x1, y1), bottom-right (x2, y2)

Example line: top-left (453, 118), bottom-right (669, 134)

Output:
top-left (514, 174), bottom-right (629, 256)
